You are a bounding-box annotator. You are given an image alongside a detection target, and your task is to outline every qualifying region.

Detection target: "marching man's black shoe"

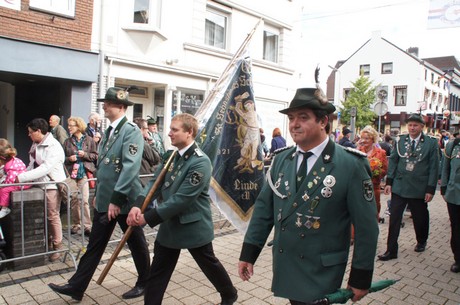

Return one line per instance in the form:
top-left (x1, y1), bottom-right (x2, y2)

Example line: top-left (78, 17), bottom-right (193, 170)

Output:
top-left (122, 285), bottom-right (145, 299)
top-left (48, 283), bottom-right (83, 301)
top-left (219, 293), bottom-right (238, 305)
top-left (451, 262), bottom-right (460, 273)
top-left (414, 242), bottom-right (426, 252)
top-left (378, 251), bottom-right (398, 261)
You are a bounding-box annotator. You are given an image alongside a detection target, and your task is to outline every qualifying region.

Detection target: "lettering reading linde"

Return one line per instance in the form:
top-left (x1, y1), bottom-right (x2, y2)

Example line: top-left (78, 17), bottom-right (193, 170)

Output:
top-left (234, 179), bottom-right (259, 191)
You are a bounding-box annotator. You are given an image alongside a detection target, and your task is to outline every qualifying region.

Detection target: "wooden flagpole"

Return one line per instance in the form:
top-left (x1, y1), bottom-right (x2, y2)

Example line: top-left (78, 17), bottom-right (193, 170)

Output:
top-left (194, 18), bottom-right (262, 121)
top-left (96, 150), bottom-right (177, 285)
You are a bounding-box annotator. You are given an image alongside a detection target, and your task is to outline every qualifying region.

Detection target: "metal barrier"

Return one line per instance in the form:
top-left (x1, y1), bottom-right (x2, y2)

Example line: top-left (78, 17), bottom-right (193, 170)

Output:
top-left (0, 180), bottom-right (77, 271)
top-left (71, 174), bottom-right (159, 258)
top-left (0, 173), bottom-right (231, 272)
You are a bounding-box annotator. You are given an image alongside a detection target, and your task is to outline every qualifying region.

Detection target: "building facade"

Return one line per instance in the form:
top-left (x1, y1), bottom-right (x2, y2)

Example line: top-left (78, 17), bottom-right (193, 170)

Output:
top-left (0, 0), bottom-right (98, 161)
top-left (327, 31), bottom-right (460, 136)
top-left (92, 0), bottom-right (301, 148)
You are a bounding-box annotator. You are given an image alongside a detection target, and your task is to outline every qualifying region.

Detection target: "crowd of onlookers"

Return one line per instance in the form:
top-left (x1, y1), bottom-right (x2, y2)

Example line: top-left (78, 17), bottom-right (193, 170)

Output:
top-left (0, 112), bottom-right (165, 263)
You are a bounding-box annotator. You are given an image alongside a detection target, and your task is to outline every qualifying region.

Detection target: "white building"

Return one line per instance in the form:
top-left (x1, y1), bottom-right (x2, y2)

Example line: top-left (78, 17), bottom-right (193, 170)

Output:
top-left (328, 31), bottom-right (455, 135)
top-left (92, 0), bottom-right (302, 148)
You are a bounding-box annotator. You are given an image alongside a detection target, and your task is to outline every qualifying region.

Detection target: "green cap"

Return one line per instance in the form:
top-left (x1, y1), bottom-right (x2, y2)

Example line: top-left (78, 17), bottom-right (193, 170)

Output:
top-left (147, 115), bottom-right (156, 125)
top-left (406, 113), bottom-right (425, 125)
top-left (280, 88), bottom-right (336, 114)
top-left (97, 87), bottom-right (134, 106)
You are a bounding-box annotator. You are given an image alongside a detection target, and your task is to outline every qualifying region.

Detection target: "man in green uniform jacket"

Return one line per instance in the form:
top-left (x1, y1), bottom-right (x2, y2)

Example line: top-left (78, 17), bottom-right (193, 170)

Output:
top-left (49, 87), bottom-right (150, 301)
top-left (440, 138), bottom-right (460, 273)
top-left (238, 87), bottom-right (379, 304)
top-left (378, 114), bottom-right (439, 261)
top-left (128, 113), bottom-right (237, 305)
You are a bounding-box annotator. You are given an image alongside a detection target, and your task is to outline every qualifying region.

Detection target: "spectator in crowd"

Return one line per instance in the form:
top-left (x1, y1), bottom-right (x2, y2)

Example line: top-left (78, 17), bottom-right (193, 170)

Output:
top-left (379, 134), bottom-right (393, 156)
top-left (453, 131), bottom-right (460, 139)
top-left (440, 129), bottom-right (449, 150)
top-left (16, 118), bottom-right (66, 262)
top-left (49, 87), bottom-right (150, 301)
top-left (358, 126), bottom-right (388, 220)
top-left (269, 127), bottom-right (286, 155)
top-left (127, 113), bottom-right (238, 305)
top-left (338, 128), bottom-right (356, 148)
top-left (49, 115), bottom-right (69, 146)
top-left (378, 114), bottom-right (439, 261)
top-left (133, 117), bottom-right (161, 187)
top-left (63, 117), bottom-right (98, 235)
top-left (440, 136), bottom-right (460, 273)
top-left (238, 87), bottom-right (378, 304)
top-left (147, 116), bottom-right (166, 156)
top-left (259, 128), bottom-right (269, 158)
top-left (0, 139), bottom-right (31, 218)
top-left (85, 112), bottom-right (103, 146)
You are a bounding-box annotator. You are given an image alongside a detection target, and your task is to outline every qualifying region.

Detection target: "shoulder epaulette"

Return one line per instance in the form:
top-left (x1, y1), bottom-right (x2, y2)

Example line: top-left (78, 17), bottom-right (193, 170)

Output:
top-left (194, 148), bottom-right (204, 157)
top-left (273, 145), bottom-right (294, 155)
top-left (127, 121), bottom-right (137, 127)
top-left (344, 147), bottom-right (367, 157)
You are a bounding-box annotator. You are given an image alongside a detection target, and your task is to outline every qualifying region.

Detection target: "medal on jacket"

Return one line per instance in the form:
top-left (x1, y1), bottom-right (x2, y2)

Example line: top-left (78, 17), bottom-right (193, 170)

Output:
top-left (302, 191), bottom-right (309, 201)
top-left (304, 215), bottom-right (313, 229)
top-left (323, 175), bottom-right (336, 187)
top-left (406, 161), bottom-right (415, 171)
top-left (312, 216), bottom-right (321, 229)
top-left (321, 186), bottom-right (332, 198)
top-left (309, 197), bottom-right (320, 214)
top-left (296, 213), bottom-right (302, 227)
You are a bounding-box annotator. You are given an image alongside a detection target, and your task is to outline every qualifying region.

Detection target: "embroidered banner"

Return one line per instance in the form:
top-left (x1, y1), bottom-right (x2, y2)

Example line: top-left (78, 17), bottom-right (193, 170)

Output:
top-left (196, 58), bottom-right (265, 233)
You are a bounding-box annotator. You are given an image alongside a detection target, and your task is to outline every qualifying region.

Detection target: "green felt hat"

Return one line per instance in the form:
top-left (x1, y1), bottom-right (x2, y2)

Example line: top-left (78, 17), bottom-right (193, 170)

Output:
top-left (406, 113), bottom-right (425, 125)
top-left (280, 88), bottom-right (336, 114)
top-left (97, 87), bottom-right (134, 106)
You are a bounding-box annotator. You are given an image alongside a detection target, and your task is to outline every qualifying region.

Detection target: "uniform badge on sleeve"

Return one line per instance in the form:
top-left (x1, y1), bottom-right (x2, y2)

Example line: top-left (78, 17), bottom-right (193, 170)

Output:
top-left (128, 144), bottom-right (139, 156)
top-left (190, 171), bottom-right (204, 186)
top-left (362, 179), bottom-right (374, 202)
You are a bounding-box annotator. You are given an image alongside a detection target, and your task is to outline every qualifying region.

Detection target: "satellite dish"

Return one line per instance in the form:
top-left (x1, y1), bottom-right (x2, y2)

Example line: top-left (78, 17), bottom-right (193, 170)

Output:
top-left (374, 102), bottom-right (388, 116)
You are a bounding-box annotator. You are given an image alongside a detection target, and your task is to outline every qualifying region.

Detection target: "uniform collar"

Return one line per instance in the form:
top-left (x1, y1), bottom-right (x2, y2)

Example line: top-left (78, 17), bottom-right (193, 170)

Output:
top-left (180, 142), bottom-right (197, 161)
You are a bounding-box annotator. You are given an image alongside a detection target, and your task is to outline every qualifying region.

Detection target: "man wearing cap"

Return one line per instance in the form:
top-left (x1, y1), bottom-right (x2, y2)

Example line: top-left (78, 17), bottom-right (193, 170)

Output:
top-left (378, 114), bottom-right (439, 261)
top-left (49, 87), bottom-right (150, 301)
top-left (338, 128), bottom-right (356, 148)
top-left (147, 116), bottom-right (166, 156)
top-left (238, 87), bottom-right (379, 304)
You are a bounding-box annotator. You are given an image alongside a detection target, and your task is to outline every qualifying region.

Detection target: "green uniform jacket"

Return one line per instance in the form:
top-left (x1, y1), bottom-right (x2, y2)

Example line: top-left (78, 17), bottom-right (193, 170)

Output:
top-left (440, 139), bottom-right (460, 204)
top-left (139, 143), bottom-right (214, 249)
top-left (240, 140), bottom-right (379, 302)
top-left (96, 117), bottom-right (144, 214)
top-left (386, 133), bottom-right (439, 198)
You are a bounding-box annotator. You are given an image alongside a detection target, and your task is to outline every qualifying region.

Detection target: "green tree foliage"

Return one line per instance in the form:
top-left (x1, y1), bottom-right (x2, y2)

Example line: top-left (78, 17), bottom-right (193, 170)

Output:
top-left (339, 74), bottom-right (377, 129)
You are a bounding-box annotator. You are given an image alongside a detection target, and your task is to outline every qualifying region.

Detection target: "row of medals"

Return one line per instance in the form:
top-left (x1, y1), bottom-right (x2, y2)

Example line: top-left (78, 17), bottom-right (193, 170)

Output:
top-left (165, 159), bottom-right (182, 188)
top-left (275, 172), bottom-right (337, 230)
top-left (404, 141), bottom-right (422, 172)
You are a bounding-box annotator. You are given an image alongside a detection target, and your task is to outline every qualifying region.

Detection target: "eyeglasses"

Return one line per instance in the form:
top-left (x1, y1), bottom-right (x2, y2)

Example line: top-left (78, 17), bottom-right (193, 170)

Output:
top-left (28, 129), bottom-right (38, 135)
top-left (68, 124), bottom-right (77, 127)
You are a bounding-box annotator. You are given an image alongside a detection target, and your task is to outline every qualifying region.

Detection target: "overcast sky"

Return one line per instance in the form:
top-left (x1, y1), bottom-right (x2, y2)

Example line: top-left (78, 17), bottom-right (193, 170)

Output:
top-left (296, 0), bottom-right (460, 87)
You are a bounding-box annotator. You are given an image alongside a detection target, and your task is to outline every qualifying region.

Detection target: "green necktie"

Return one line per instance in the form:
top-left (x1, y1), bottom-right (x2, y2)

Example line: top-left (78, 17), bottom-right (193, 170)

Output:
top-left (105, 126), bottom-right (113, 142)
top-left (297, 151), bottom-right (313, 189)
top-left (411, 139), bottom-right (416, 152)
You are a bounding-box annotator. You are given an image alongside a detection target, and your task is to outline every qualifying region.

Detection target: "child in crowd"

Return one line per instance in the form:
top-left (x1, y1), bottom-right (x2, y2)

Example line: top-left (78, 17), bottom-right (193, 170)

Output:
top-left (0, 138), bottom-right (31, 218)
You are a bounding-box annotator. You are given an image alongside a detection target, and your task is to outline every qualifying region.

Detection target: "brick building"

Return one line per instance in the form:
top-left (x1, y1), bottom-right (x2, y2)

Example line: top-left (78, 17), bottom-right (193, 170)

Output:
top-left (0, 0), bottom-right (98, 161)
